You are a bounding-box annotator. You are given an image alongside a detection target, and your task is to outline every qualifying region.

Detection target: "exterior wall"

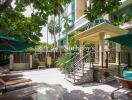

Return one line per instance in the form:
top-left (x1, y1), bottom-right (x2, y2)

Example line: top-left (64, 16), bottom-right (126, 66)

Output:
top-left (12, 53), bottom-right (30, 70)
top-left (13, 63), bottom-right (30, 70)
top-left (75, 69), bottom-right (93, 85)
top-left (93, 65), bottom-right (125, 83)
top-left (75, 0), bottom-right (86, 20)
top-left (57, 0), bottom-right (132, 47)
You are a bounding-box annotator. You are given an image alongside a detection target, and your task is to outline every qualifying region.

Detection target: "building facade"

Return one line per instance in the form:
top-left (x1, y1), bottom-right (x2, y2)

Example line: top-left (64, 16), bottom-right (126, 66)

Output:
top-left (55, 0), bottom-right (132, 47)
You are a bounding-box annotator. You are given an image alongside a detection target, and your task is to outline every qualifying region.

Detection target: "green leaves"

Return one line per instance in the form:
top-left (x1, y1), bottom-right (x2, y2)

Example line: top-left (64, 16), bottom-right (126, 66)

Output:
top-left (63, 15), bottom-right (74, 30)
top-left (84, 0), bottom-right (121, 21)
top-left (112, 13), bottom-right (132, 26)
top-left (48, 20), bottom-right (60, 34)
top-left (56, 53), bottom-right (73, 69)
top-left (0, 0), bottom-right (70, 44)
top-left (68, 31), bottom-right (79, 48)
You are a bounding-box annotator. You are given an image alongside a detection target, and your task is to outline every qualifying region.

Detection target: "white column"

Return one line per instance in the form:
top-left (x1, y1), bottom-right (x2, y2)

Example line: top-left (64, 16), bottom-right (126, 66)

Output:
top-left (99, 33), bottom-right (105, 65)
top-left (95, 43), bottom-right (99, 63)
top-left (29, 54), bottom-right (33, 69)
top-left (9, 54), bottom-right (14, 70)
top-left (116, 43), bottom-right (121, 64)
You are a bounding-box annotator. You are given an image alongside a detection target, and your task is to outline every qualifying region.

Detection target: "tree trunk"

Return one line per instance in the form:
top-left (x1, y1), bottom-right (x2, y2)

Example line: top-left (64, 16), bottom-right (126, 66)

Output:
top-left (46, 25), bottom-right (49, 51)
top-left (53, 15), bottom-right (57, 47)
top-left (0, 0), bottom-right (13, 13)
top-left (66, 30), bottom-right (68, 49)
top-left (58, 13), bottom-right (61, 47)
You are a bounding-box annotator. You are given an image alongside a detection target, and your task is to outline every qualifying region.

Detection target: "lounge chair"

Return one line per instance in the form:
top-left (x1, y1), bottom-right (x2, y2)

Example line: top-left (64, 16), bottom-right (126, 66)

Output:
top-left (0, 67), bottom-right (23, 78)
top-left (0, 75), bottom-right (32, 93)
top-left (111, 76), bottom-right (132, 99)
top-left (0, 67), bottom-right (21, 74)
top-left (0, 87), bottom-right (37, 100)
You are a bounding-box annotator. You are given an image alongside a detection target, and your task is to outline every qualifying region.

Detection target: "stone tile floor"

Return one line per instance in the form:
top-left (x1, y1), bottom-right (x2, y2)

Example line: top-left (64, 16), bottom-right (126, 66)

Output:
top-left (22, 68), bottom-right (131, 100)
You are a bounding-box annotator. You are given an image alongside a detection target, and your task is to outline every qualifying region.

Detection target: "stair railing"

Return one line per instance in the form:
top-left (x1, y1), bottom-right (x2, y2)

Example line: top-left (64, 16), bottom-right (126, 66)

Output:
top-left (73, 52), bottom-right (93, 82)
top-left (64, 53), bottom-right (80, 77)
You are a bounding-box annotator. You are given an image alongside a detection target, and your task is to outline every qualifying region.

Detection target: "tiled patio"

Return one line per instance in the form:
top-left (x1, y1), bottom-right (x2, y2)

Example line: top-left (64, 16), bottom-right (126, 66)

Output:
top-left (21, 68), bottom-right (131, 100)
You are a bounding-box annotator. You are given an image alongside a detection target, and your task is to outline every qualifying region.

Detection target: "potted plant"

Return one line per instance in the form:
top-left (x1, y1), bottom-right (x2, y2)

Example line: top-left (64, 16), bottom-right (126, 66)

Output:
top-left (32, 58), bottom-right (40, 69)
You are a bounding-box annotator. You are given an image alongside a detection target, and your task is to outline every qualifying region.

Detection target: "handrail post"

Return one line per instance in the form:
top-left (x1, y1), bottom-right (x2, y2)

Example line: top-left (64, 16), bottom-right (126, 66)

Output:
top-left (128, 52), bottom-right (130, 67)
top-left (82, 59), bottom-right (84, 74)
top-left (73, 66), bottom-right (75, 83)
top-left (101, 52), bottom-right (103, 68)
top-left (118, 52), bottom-right (121, 76)
top-left (106, 51), bottom-right (108, 68)
top-left (89, 52), bottom-right (91, 68)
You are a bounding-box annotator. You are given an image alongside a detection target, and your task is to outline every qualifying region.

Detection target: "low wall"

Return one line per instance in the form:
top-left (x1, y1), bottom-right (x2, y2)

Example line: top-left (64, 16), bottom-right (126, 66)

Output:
top-left (93, 65), bottom-right (125, 83)
top-left (13, 63), bottom-right (30, 70)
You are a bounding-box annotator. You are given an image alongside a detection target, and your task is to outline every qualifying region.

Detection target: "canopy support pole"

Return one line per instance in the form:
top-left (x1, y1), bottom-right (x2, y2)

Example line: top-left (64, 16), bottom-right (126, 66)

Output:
top-left (9, 54), bottom-right (14, 70)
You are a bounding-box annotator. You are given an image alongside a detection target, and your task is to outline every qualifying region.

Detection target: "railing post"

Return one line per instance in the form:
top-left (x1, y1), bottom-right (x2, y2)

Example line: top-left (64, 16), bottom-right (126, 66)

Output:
top-left (105, 51), bottom-right (108, 68)
top-left (89, 52), bottom-right (91, 68)
top-left (101, 52), bottom-right (103, 68)
top-left (118, 52), bottom-right (121, 76)
top-left (73, 66), bottom-right (75, 83)
top-left (128, 52), bottom-right (130, 67)
top-left (82, 60), bottom-right (84, 74)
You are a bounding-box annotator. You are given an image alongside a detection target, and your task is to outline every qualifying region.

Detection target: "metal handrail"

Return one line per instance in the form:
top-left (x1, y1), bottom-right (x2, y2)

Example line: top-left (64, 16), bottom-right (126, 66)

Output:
top-left (64, 53), bottom-right (80, 76)
top-left (72, 52), bottom-right (92, 82)
top-left (73, 52), bottom-right (91, 68)
top-left (65, 53), bottom-right (80, 64)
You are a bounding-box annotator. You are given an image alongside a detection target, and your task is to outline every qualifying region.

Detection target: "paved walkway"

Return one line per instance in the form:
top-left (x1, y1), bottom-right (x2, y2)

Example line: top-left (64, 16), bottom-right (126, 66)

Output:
top-left (22, 68), bottom-right (130, 100)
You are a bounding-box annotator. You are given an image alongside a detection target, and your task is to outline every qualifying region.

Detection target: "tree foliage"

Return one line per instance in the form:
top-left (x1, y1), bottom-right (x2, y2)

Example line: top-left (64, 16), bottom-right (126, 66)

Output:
top-left (0, 0), bottom-right (70, 44)
top-left (48, 20), bottom-right (60, 34)
top-left (48, 20), bottom-right (61, 45)
top-left (112, 13), bottom-right (132, 26)
top-left (0, 0), bottom-right (12, 12)
top-left (84, 0), bottom-right (121, 21)
top-left (63, 15), bottom-right (74, 30)
top-left (68, 31), bottom-right (79, 48)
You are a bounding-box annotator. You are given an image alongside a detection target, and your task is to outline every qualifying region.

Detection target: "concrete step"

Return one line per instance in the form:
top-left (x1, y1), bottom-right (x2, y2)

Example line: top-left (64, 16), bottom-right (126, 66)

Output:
top-left (71, 72), bottom-right (83, 77)
top-left (76, 70), bottom-right (87, 74)
top-left (76, 73), bottom-right (83, 77)
top-left (69, 75), bottom-right (81, 80)
top-left (66, 77), bottom-right (78, 84)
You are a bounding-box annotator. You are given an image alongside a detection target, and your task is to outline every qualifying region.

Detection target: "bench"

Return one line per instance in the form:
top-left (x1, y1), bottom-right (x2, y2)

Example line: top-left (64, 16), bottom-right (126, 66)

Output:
top-left (38, 62), bottom-right (46, 69)
top-left (0, 87), bottom-right (37, 100)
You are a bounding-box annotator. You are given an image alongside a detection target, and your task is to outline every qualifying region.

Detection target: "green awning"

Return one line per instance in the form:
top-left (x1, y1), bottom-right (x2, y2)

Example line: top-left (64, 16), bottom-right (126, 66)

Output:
top-left (0, 35), bottom-right (31, 52)
top-left (106, 32), bottom-right (132, 48)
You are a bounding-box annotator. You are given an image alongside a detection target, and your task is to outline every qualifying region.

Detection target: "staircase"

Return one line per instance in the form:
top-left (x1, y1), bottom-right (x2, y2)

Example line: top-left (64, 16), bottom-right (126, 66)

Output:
top-left (65, 52), bottom-right (93, 85)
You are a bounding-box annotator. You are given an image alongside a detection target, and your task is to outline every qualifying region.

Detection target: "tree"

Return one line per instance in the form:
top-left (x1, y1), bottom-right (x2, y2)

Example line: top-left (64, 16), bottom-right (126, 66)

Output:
top-left (63, 15), bottom-right (74, 48)
top-left (0, 9), bottom-right (43, 44)
top-left (84, 0), bottom-right (121, 21)
top-left (0, 0), bottom-right (12, 13)
top-left (0, 0), bottom-right (70, 44)
top-left (68, 31), bottom-right (79, 48)
top-left (48, 20), bottom-right (60, 46)
top-left (50, 0), bottom-right (70, 47)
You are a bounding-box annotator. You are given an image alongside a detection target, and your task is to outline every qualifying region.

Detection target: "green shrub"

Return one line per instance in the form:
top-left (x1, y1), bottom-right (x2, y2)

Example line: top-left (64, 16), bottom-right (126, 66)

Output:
top-left (56, 53), bottom-right (73, 70)
top-left (32, 58), bottom-right (40, 69)
top-left (124, 66), bottom-right (132, 71)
